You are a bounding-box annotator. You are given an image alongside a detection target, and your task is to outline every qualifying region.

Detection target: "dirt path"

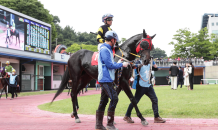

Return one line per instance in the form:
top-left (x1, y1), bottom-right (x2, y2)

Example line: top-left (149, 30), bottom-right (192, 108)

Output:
top-left (0, 90), bottom-right (218, 130)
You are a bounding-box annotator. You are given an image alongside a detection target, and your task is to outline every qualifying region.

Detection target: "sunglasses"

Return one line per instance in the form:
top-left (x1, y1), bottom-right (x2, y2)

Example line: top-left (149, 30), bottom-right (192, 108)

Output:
top-left (106, 18), bottom-right (113, 21)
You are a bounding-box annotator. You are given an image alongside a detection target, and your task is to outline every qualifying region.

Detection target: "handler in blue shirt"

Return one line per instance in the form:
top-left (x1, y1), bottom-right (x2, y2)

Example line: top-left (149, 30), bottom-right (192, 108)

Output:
top-left (96, 31), bottom-right (129, 130)
top-left (9, 69), bottom-right (19, 100)
top-left (123, 60), bottom-right (166, 124)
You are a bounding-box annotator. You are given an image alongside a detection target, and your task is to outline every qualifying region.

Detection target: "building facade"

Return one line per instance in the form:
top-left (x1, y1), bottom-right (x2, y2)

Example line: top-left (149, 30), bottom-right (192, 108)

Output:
top-left (0, 5), bottom-right (69, 92)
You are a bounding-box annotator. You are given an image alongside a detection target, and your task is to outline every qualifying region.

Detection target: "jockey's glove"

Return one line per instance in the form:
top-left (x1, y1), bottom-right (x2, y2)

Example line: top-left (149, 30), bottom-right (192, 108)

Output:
top-left (122, 62), bottom-right (129, 67)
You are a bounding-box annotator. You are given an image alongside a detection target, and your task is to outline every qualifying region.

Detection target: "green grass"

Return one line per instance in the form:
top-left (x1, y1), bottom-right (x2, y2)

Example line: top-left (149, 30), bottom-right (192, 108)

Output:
top-left (0, 29), bottom-right (4, 33)
top-left (1, 88), bottom-right (95, 98)
top-left (38, 85), bottom-right (218, 118)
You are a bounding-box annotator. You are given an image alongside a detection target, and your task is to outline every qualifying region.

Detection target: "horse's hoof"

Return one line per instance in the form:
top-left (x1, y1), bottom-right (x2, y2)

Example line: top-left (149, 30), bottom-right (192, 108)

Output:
top-left (71, 113), bottom-right (74, 118)
top-left (141, 120), bottom-right (149, 126)
top-left (75, 118), bottom-right (81, 123)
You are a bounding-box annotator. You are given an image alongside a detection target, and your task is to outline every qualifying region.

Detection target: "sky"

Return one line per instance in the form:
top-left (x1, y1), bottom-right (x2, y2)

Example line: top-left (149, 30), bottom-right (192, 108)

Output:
top-left (39, 0), bottom-right (218, 56)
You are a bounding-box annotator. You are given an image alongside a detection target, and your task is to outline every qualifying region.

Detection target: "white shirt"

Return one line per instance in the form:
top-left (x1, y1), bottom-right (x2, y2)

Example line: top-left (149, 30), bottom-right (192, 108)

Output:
top-left (188, 67), bottom-right (192, 74)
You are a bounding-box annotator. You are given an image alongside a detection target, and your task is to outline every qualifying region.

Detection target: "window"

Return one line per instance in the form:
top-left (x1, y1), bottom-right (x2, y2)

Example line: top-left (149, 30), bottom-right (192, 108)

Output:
top-left (212, 23), bottom-right (214, 26)
top-left (38, 65), bottom-right (44, 78)
top-left (212, 30), bottom-right (218, 35)
top-left (216, 22), bottom-right (218, 26)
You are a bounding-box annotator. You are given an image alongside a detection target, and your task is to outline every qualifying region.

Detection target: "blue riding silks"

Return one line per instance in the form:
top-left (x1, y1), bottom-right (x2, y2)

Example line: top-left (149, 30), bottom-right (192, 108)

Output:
top-left (98, 46), bottom-right (115, 82)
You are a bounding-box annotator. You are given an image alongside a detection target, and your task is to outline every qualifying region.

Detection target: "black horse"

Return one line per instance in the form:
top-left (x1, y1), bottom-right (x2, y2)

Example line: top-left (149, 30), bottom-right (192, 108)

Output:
top-left (0, 67), bottom-right (20, 99)
top-left (52, 30), bottom-right (155, 125)
top-left (10, 29), bottom-right (20, 46)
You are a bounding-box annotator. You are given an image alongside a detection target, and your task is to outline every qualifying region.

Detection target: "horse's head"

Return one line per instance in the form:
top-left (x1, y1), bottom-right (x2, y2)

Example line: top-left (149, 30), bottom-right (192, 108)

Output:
top-left (0, 67), bottom-right (6, 77)
top-left (136, 29), bottom-right (155, 65)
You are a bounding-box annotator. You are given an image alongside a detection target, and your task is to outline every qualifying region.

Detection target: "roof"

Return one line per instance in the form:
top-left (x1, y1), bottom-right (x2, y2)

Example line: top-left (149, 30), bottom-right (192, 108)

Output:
top-left (0, 52), bottom-right (67, 65)
top-left (201, 13), bottom-right (218, 29)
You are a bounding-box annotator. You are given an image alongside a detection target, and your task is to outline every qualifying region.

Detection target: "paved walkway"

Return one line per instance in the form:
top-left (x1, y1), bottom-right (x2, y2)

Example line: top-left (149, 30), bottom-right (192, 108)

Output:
top-left (0, 90), bottom-right (218, 130)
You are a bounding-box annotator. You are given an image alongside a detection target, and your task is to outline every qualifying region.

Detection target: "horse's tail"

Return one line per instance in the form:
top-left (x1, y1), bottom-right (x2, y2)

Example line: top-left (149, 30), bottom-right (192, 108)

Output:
top-left (51, 67), bottom-right (70, 103)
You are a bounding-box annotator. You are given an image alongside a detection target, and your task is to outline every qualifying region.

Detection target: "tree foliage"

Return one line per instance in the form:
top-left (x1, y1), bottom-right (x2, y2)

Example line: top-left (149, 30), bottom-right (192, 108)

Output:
top-left (66, 43), bottom-right (97, 53)
top-left (169, 27), bottom-right (217, 60)
top-left (0, 0), bottom-right (57, 41)
top-left (150, 47), bottom-right (167, 58)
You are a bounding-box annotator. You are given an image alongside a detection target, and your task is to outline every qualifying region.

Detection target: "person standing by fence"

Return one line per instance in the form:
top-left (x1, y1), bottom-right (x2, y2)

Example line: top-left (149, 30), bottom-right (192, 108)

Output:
top-left (188, 62), bottom-right (194, 90)
top-left (169, 62), bottom-right (179, 90)
top-left (96, 81), bottom-right (100, 91)
top-left (177, 66), bottom-right (183, 88)
top-left (184, 63), bottom-right (190, 90)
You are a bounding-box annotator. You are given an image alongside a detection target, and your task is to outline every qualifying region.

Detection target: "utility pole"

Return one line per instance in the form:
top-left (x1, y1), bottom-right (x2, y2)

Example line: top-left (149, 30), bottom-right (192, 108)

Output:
top-left (56, 38), bottom-right (58, 47)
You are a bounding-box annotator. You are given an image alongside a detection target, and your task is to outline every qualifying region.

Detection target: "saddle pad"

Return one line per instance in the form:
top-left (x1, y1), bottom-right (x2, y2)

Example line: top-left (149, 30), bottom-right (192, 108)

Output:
top-left (91, 48), bottom-right (116, 66)
top-left (91, 52), bottom-right (99, 66)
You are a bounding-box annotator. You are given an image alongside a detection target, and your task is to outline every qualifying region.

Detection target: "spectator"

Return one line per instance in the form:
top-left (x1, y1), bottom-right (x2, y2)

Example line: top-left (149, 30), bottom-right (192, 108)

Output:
top-left (96, 81), bottom-right (100, 91)
top-left (85, 84), bottom-right (89, 92)
top-left (166, 76), bottom-right (171, 85)
top-left (151, 71), bottom-right (156, 86)
top-left (169, 62), bottom-right (179, 90)
top-left (184, 63), bottom-right (190, 90)
top-left (188, 62), bottom-right (194, 90)
top-left (177, 66), bottom-right (183, 88)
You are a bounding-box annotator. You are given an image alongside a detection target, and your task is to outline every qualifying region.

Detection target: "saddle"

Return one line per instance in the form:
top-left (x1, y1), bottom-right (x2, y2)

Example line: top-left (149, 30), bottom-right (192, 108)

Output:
top-left (91, 48), bottom-right (115, 66)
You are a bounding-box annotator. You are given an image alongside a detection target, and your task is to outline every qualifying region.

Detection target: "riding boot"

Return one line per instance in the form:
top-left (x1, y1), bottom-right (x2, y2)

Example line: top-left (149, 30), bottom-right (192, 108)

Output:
top-left (95, 110), bottom-right (106, 130)
top-left (106, 111), bottom-right (118, 130)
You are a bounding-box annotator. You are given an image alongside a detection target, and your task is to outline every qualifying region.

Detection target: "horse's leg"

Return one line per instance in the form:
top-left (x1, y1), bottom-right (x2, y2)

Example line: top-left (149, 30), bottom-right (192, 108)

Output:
top-left (0, 85), bottom-right (5, 99)
top-left (120, 78), bottom-right (148, 126)
top-left (75, 74), bottom-right (93, 111)
top-left (68, 87), bottom-right (71, 96)
top-left (15, 88), bottom-right (18, 98)
top-left (68, 64), bottom-right (83, 123)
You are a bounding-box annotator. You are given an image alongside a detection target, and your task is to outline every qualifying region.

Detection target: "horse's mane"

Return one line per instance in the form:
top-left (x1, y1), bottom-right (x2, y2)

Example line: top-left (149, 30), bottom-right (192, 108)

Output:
top-left (119, 33), bottom-right (142, 51)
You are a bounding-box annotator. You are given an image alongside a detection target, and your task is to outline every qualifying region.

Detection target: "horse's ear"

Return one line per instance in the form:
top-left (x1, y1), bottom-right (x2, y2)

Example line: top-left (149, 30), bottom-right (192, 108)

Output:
top-left (151, 34), bottom-right (156, 39)
top-left (151, 45), bottom-right (154, 51)
top-left (143, 29), bottom-right (147, 38)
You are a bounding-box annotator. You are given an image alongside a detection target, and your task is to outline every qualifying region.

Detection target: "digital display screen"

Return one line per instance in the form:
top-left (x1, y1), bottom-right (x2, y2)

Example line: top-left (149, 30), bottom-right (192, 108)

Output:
top-left (24, 19), bottom-right (50, 54)
top-left (0, 8), bottom-right (50, 54)
top-left (0, 9), bottom-right (24, 51)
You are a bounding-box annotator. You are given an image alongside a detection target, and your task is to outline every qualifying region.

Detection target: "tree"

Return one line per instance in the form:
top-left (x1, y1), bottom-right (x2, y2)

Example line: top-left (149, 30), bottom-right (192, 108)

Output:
top-left (66, 43), bottom-right (97, 53)
top-left (209, 34), bottom-right (218, 58)
top-left (66, 43), bottom-right (81, 53)
top-left (150, 47), bottom-right (167, 58)
top-left (121, 38), bottom-right (127, 44)
top-left (169, 28), bottom-right (214, 60)
top-left (0, 0), bottom-right (57, 41)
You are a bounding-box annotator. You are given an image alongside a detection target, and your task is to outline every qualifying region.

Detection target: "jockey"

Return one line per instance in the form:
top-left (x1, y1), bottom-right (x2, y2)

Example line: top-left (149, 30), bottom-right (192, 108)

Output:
top-left (11, 19), bottom-right (15, 33)
top-left (5, 61), bottom-right (14, 78)
top-left (97, 13), bottom-right (115, 51)
top-left (9, 69), bottom-right (19, 100)
top-left (96, 30), bottom-right (129, 130)
top-left (123, 60), bottom-right (166, 124)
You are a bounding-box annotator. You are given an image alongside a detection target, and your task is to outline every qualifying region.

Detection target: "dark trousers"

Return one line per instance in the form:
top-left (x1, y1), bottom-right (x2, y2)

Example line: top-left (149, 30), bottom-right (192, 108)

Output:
top-left (189, 75), bottom-right (194, 90)
top-left (5, 36), bottom-right (10, 43)
top-left (98, 82), bottom-right (118, 112)
top-left (177, 78), bottom-right (183, 88)
top-left (10, 86), bottom-right (16, 98)
top-left (125, 85), bottom-right (159, 118)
